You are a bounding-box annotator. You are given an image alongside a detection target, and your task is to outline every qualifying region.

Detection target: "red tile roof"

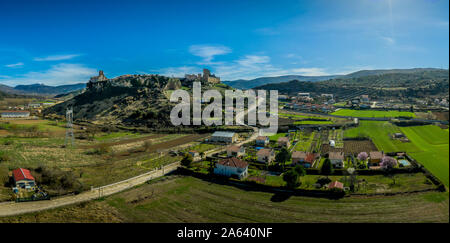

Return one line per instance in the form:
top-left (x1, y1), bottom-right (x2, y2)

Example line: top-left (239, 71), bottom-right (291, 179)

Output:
top-left (217, 157), bottom-right (248, 168)
top-left (292, 151), bottom-right (307, 159)
top-left (305, 153), bottom-right (316, 163)
top-left (329, 152), bottom-right (344, 160)
top-left (12, 168), bottom-right (35, 181)
top-left (328, 181), bottom-right (344, 189)
top-left (227, 145), bottom-right (242, 153)
top-left (256, 136), bottom-right (268, 141)
top-left (370, 151), bottom-right (383, 160)
top-left (257, 148), bottom-right (273, 157)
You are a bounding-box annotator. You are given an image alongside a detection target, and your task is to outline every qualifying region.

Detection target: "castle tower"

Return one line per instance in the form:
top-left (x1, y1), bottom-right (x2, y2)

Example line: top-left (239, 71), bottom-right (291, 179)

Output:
top-left (203, 69), bottom-right (211, 80)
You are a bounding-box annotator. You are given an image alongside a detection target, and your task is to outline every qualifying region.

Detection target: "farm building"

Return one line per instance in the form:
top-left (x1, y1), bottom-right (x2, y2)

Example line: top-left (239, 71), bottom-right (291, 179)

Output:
top-left (328, 181), bottom-right (344, 190)
top-left (329, 140), bottom-right (336, 147)
top-left (361, 95), bottom-right (370, 103)
top-left (210, 131), bottom-right (238, 144)
top-left (298, 92), bottom-right (310, 98)
top-left (255, 136), bottom-right (269, 146)
top-left (292, 151), bottom-right (307, 164)
top-left (256, 148), bottom-right (275, 164)
top-left (12, 168), bottom-right (35, 189)
top-left (214, 157), bottom-right (248, 179)
top-left (277, 137), bottom-right (290, 148)
top-left (329, 152), bottom-right (344, 168)
top-left (28, 103), bottom-right (41, 108)
top-left (226, 145), bottom-right (245, 158)
top-left (1, 111), bottom-right (30, 118)
top-left (188, 150), bottom-right (199, 158)
top-left (369, 151), bottom-right (384, 165)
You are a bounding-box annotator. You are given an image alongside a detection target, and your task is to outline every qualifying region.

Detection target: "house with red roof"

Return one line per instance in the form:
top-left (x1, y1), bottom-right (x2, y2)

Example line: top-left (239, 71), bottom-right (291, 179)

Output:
top-left (214, 157), bottom-right (249, 179)
top-left (304, 153), bottom-right (317, 167)
top-left (328, 181), bottom-right (344, 190)
top-left (12, 168), bottom-right (35, 189)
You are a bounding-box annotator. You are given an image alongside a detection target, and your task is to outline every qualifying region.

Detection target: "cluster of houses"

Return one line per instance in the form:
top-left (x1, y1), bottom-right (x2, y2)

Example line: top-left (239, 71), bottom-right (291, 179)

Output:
top-left (0, 102), bottom-right (55, 119)
top-left (1, 110), bottom-right (31, 118)
top-left (212, 134), bottom-right (297, 179)
top-left (284, 102), bottom-right (336, 113)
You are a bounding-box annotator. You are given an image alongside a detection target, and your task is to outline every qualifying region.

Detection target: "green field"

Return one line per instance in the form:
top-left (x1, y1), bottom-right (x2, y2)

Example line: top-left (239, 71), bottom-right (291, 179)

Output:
top-left (293, 120), bottom-right (333, 125)
top-left (1, 176), bottom-right (447, 223)
top-left (269, 133), bottom-right (286, 142)
top-left (345, 121), bottom-right (449, 186)
top-left (332, 109), bottom-right (416, 118)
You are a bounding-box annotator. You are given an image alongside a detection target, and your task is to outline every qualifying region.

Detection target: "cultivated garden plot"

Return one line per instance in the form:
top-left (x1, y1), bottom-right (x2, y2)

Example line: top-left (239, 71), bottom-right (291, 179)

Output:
top-left (0, 120), bottom-right (207, 201)
top-left (344, 121), bottom-right (449, 186)
top-left (331, 109), bottom-right (416, 118)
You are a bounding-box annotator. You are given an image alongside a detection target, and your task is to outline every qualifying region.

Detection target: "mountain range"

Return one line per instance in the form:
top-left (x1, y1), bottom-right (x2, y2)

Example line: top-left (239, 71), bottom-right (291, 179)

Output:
top-left (0, 83), bottom-right (86, 96)
top-left (223, 68), bottom-right (446, 89)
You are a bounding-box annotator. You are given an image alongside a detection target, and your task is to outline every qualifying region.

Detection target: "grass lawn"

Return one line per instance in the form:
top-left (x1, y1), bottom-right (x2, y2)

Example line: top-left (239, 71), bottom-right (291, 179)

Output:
top-left (0, 119), bottom-right (66, 132)
top-left (279, 113), bottom-right (328, 120)
top-left (331, 109), bottom-right (416, 118)
top-left (399, 126), bottom-right (449, 186)
top-left (1, 176), bottom-right (447, 223)
top-left (269, 133), bottom-right (286, 142)
top-left (293, 131), bottom-right (315, 151)
top-left (345, 121), bottom-right (449, 186)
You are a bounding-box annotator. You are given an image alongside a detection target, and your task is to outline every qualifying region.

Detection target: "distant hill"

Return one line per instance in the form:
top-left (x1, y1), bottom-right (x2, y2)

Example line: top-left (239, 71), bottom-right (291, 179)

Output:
top-left (254, 68), bottom-right (449, 100)
top-left (13, 83), bottom-right (86, 95)
top-left (223, 68), bottom-right (448, 90)
top-left (223, 75), bottom-right (340, 89)
top-left (343, 68), bottom-right (446, 78)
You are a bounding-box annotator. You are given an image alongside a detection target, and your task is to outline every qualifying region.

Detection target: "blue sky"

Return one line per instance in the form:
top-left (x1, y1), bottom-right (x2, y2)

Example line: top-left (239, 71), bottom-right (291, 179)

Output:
top-left (0, 0), bottom-right (448, 86)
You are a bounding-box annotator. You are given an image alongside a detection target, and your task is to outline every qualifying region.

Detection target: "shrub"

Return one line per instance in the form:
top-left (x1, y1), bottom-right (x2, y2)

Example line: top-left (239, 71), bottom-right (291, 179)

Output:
top-left (0, 151), bottom-right (10, 162)
top-left (143, 140), bottom-right (152, 151)
top-left (316, 177), bottom-right (331, 186)
top-left (85, 144), bottom-right (111, 155)
top-left (181, 154), bottom-right (193, 167)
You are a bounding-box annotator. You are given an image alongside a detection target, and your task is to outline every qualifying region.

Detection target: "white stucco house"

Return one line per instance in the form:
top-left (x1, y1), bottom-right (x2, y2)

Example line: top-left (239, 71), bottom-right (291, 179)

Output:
top-left (329, 152), bottom-right (344, 168)
top-left (214, 157), bottom-right (249, 179)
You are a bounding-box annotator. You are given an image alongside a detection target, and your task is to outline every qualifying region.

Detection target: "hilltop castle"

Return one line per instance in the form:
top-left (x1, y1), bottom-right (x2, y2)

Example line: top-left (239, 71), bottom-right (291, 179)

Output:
top-left (184, 68), bottom-right (220, 84)
top-left (89, 70), bottom-right (108, 82)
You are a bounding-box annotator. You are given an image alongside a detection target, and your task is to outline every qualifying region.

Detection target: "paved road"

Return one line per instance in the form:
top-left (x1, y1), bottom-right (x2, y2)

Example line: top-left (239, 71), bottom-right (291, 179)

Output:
top-left (0, 162), bottom-right (180, 217)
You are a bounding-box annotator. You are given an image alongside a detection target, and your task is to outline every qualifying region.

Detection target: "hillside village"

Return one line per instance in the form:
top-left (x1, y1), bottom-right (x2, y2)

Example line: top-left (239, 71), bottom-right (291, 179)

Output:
top-left (0, 66), bottom-right (448, 224)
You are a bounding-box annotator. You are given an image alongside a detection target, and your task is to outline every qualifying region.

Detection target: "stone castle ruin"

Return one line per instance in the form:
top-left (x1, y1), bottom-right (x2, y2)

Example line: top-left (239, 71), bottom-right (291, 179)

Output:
top-left (184, 68), bottom-right (220, 84)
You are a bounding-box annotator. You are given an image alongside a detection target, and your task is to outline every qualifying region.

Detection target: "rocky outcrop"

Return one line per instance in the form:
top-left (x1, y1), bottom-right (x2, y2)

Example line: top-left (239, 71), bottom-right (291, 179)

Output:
top-left (44, 73), bottom-right (179, 128)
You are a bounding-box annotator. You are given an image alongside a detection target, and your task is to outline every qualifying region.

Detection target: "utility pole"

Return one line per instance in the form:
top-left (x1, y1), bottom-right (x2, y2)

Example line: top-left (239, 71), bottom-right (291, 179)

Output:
top-left (65, 106), bottom-right (74, 147)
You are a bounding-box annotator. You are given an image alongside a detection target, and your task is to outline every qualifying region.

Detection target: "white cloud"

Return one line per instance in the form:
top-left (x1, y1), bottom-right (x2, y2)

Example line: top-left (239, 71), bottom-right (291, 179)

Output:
top-left (156, 66), bottom-right (200, 78)
top-left (0, 63), bottom-right (97, 86)
top-left (380, 36), bottom-right (396, 45)
top-left (237, 55), bottom-right (270, 66)
top-left (210, 55), bottom-right (329, 80)
top-left (189, 45), bottom-right (231, 62)
top-left (33, 54), bottom-right (81, 61)
top-left (5, 62), bottom-right (24, 68)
